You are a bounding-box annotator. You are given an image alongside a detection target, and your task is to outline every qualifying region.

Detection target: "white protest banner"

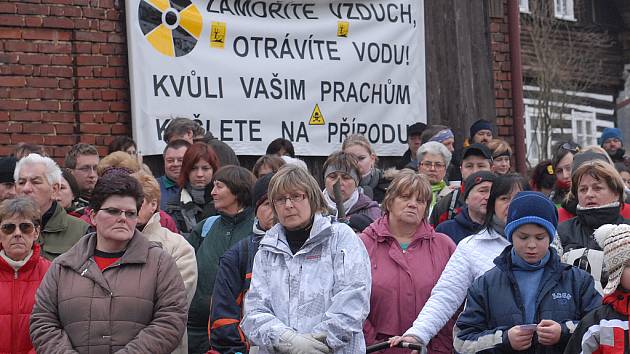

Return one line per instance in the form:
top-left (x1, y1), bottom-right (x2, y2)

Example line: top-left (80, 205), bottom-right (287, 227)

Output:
top-left (125, 0), bottom-right (426, 156)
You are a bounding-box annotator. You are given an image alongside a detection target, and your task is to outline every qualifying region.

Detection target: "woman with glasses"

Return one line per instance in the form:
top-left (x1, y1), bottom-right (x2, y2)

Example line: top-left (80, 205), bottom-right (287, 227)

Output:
top-left (417, 142), bottom-right (452, 214)
top-left (187, 166), bottom-right (256, 354)
top-left (0, 198), bottom-right (50, 354)
top-left (242, 165), bottom-right (371, 354)
top-left (389, 174), bottom-right (529, 351)
top-left (166, 142), bottom-right (220, 237)
top-left (361, 170), bottom-right (456, 353)
top-left (322, 151), bottom-right (381, 232)
top-left (30, 173), bottom-right (188, 353)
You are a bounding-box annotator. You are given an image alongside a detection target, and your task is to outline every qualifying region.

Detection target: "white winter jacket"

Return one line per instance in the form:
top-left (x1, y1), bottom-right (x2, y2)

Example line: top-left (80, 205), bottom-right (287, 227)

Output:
top-left (403, 227), bottom-right (509, 345)
top-left (241, 213), bottom-right (371, 354)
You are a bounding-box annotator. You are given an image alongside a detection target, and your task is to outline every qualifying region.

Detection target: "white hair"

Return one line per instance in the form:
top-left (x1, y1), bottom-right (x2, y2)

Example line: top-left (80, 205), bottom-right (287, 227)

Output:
top-left (14, 153), bottom-right (62, 185)
top-left (281, 156), bottom-right (309, 172)
top-left (416, 141), bottom-right (452, 167)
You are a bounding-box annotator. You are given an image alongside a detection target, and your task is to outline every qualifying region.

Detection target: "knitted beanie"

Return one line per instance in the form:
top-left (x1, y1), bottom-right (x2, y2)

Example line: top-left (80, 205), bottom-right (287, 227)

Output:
top-left (599, 127), bottom-right (624, 146)
top-left (469, 119), bottom-right (494, 139)
top-left (505, 191), bottom-right (558, 242)
top-left (252, 173), bottom-right (274, 213)
top-left (463, 171), bottom-right (496, 201)
top-left (595, 224), bottom-right (630, 295)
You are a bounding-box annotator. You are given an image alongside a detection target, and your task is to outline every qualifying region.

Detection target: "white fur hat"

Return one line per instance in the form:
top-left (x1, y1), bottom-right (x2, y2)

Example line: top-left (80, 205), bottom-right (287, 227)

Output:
top-left (595, 224), bottom-right (630, 295)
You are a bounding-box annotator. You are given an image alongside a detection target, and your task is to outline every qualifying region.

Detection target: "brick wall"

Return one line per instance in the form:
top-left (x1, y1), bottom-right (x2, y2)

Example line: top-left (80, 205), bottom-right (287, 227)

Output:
top-left (489, 0), bottom-right (514, 146)
top-left (0, 0), bottom-right (130, 160)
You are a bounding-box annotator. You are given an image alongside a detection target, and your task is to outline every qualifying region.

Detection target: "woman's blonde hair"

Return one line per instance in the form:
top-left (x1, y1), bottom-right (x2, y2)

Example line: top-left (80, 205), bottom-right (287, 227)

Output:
top-left (342, 134), bottom-right (377, 161)
top-left (487, 138), bottom-right (512, 158)
top-left (97, 151), bottom-right (140, 176)
top-left (132, 171), bottom-right (161, 207)
top-left (268, 165), bottom-right (329, 217)
top-left (382, 170), bottom-right (432, 219)
top-left (571, 160), bottom-right (625, 205)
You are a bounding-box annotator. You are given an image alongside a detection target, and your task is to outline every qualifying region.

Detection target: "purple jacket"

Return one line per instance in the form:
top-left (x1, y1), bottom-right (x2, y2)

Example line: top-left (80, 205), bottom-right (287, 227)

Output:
top-left (347, 193), bottom-right (382, 221)
top-left (359, 216), bottom-right (456, 354)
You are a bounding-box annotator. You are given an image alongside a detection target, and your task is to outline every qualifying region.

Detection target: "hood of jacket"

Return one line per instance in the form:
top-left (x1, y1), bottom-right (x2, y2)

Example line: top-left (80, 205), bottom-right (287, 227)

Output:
top-left (260, 213), bottom-right (333, 256)
top-left (361, 214), bottom-right (439, 245)
top-left (454, 206), bottom-right (482, 232)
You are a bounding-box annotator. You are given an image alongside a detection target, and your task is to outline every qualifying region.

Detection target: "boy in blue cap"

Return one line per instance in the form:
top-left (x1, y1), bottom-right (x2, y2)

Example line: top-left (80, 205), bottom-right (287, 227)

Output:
top-left (454, 191), bottom-right (601, 353)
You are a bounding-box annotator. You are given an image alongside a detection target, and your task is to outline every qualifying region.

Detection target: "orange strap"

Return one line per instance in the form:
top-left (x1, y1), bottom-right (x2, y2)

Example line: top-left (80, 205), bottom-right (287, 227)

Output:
top-left (211, 318), bottom-right (240, 330)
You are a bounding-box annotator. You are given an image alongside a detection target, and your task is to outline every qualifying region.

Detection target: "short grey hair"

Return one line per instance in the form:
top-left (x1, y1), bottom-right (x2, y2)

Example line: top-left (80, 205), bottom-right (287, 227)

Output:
top-left (416, 141), bottom-right (452, 167)
top-left (15, 153), bottom-right (62, 186)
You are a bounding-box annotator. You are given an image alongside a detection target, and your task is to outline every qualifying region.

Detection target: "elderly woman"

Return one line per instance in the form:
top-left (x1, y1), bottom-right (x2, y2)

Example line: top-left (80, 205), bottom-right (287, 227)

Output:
top-left (342, 134), bottom-right (390, 203)
top-left (132, 171), bottom-right (197, 354)
top-left (453, 192), bottom-right (600, 354)
top-left (187, 165), bottom-right (256, 353)
top-left (360, 170), bottom-right (455, 353)
top-left (390, 174), bottom-right (528, 350)
top-left (417, 141), bottom-right (452, 212)
top-left (0, 198), bottom-right (50, 354)
top-left (488, 138), bottom-right (512, 175)
top-left (166, 142), bottom-right (220, 236)
top-left (30, 173), bottom-right (188, 353)
top-left (242, 165), bottom-right (371, 354)
top-left (323, 151), bottom-right (381, 232)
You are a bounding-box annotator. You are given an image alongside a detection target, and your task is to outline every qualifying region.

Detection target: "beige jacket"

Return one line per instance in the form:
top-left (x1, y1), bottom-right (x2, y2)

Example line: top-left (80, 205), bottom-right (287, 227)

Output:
top-left (142, 212), bottom-right (198, 354)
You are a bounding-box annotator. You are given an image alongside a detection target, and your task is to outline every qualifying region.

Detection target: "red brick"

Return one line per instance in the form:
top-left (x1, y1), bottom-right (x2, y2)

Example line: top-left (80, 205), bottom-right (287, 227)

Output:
top-left (51, 55), bottom-right (73, 65)
top-left (100, 90), bottom-right (117, 101)
top-left (80, 123), bottom-right (110, 134)
top-left (0, 134), bottom-right (11, 145)
top-left (47, 113), bottom-right (75, 122)
top-left (79, 134), bottom-right (96, 144)
top-left (12, 111), bottom-right (42, 121)
top-left (0, 53), bottom-right (19, 63)
top-left (49, 5), bottom-right (82, 17)
top-left (44, 135), bottom-right (76, 145)
top-left (43, 0), bottom-right (74, 4)
top-left (110, 79), bottom-right (126, 89)
top-left (98, 0), bottom-right (115, 8)
top-left (105, 9), bottom-right (120, 20)
top-left (54, 123), bottom-right (76, 134)
top-left (22, 29), bottom-right (71, 41)
top-left (11, 134), bottom-right (44, 144)
top-left (23, 123), bottom-right (55, 134)
top-left (20, 54), bottom-right (52, 65)
top-left (0, 76), bottom-right (27, 87)
top-left (5, 40), bottom-right (38, 52)
top-left (3, 65), bottom-right (33, 76)
top-left (0, 15), bottom-right (25, 26)
top-left (83, 7), bottom-right (106, 18)
top-left (72, 18), bottom-right (91, 29)
top-left (0, 112), bottom-right (9, 122)
top-left (0, 28), bottom-right (21, 39)
top-left (26, 77), bottom-right (59, 88)
top-left (107, 33), bottom-right (125, 43)
top-left (29, 100), bottom-right (59, 111)
top-left (77, 78), bottom-right (109, 88)
top-left (9, 88), bottom-right (41, 99)
top-left (38, 42), bottom-right (72, 54)
top-left (99, 20), bottom-right (115, 31)
top-left (42, 89), bottom-right (73, 100)
top-left (42, 16), bottom-right (75, 29)
top-left (0, 3), bottom-right (17, 13)
top-left (108, 57), bottom-right (126, 66)
top-left (76, 55), bottom-right (107, 66)
top-left (39, 66), bottom-right (74, 77)
top-left (102, 113), bottom-right (118, 123)
top-left (0, 99), bottom-right (28, 110)
top-left (110, 102), bottom-right (127, 112)
top-left (25, 17), bottom-right (44, 27)
top-left (59, 101), bottom-right (74, 111)
top-left (75, 31), bottom-right (107, 42)
top-left (59, 79), bottom-right (74, 89)
top-left (111, 124), bottom-right (129, 135)
top-left (0, 123), bottom-right (23, 133)
top-left (17, 3), bottom-right (50, 15)
top-left (78, 101), bottom-right (108, 111)
top-left (79, 113), bottom-right (98, 123)
top-left (77, 90), bottom-right (95, 99)
top-left (75, 42), bottom-right (92, 54)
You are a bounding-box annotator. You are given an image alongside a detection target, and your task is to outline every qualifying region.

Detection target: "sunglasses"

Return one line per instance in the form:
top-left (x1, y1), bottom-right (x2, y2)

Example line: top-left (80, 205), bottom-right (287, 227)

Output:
top-left (560, 143), bottom-right (580, 154)
top-left (100, 207), bottom-right (138, 219)
top-left (0, 222), bottom-right (36, 235)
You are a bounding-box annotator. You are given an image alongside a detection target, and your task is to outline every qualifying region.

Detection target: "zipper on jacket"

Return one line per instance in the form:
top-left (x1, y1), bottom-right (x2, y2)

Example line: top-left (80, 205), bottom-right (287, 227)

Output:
top-left (625, 327), bottom-right (629, 354)
top-left (11, 271), bottom-right (18, 353)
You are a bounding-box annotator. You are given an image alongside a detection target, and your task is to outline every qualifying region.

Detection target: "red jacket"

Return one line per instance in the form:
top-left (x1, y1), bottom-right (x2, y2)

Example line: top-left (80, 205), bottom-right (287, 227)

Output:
top-left (359, 216), bottom-right (456, 353)
top-left (0, 244), bottom-right (50, 354)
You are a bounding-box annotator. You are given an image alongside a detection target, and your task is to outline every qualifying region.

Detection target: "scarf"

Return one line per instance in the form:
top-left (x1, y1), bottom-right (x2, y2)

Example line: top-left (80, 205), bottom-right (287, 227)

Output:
top-left (603, 289), bottom-right (630, 315)
top-left (286, 220), bottom-right (313, 255)
top-left (490, 214), bottom-right (506, 237)
top-left (0, 249), bottom-right (33, 271)
top-left (323, 189), bottom-right (359, 217)
top-left (431, 181), bottom-right (447, 207)
top-left (511, 249), bottom-right (550, 323)
top-left (188, 185), bottom-right (208, 205)
top-left (576, 202), bottom-right (621, 229)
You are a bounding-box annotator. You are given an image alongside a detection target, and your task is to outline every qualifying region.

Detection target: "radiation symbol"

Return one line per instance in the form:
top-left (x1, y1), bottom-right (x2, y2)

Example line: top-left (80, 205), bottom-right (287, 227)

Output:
top-left (138, 0), bottom-right (202, 57)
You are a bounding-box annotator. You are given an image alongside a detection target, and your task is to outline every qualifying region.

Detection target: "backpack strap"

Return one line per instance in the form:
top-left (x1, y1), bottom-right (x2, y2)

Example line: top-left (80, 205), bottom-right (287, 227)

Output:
top-left (240, 238), bottom-right (250, 281)
top-left (447, 189), bottom-right (459, 220)
top-left (201, 215), bottom-right (220, 238)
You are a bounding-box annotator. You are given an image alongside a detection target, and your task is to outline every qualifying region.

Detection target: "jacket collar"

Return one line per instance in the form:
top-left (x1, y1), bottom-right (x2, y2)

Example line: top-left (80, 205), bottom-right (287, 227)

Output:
top-left (260, 213), bottom-right (332, 255)
top-left (494, 245), bottom-right (566, 274)
top-left (57, 230), bottom-right (152, 273)
top-left (218, 207), bottom-right (253, 225)
top-left (0, 243), bottom-right (43, 273)
top-left (454, 206), bottom-right (483, 231)
top-left (42, 203), bottom-right (69, 233)
top-left (141, 212), bottom-right (163, 235)
top-left (361, 214), bottom-right (436, 243)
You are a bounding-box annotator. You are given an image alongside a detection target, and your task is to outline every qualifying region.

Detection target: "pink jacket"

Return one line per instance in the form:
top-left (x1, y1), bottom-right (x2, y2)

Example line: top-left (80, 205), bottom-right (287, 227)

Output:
top-left (359, 216), bottom-right (456, 354)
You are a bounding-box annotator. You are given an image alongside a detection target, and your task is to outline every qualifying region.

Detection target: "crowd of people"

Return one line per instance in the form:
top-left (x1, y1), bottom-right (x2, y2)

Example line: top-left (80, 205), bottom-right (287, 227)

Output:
top-left (2, 116), bottom-right (630, 354)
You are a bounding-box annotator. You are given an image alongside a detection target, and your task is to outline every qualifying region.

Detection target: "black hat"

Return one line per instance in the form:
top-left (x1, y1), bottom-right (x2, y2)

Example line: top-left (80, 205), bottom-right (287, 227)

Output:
top-left (0, 156), bottom-right (17, 184)
top-left (463, 171), bottom-right (496, 200)
top-left (252, 173), bottom-right (274, 213)
top-left (462, 143), bottom-right (493, 162)
top-left (572, 150), bottom-right (610, 172)
top-left (407, 122), bottom-right (427, 137)
top-left (469, 119), bottom-right (494, 139)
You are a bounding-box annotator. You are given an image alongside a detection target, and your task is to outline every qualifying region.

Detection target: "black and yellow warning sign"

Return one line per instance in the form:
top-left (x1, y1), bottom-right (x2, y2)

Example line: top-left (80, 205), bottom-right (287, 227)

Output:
top-left (210, 22), bottom-right (226, 49)
top-left (138, 0), bottom-right (202, 57)
top-left (309, 104), bottom-right (325, 125)
top-left (337, 21), bottom-right (349, 37)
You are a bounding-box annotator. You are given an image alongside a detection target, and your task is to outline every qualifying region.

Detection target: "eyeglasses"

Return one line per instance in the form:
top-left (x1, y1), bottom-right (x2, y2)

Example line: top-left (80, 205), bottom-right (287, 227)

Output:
top-left (0, 222), bottom-right (36, 235)
top-left (419, 162), bottom-right (446, 170)
top-left (560, 143), bottom-right (580, 154)
top-left (100, 207), bottom-right (138, 219)
top-left (75, 165), bottom-right (98, 173)
top-left (273, 193), bottom-right (306, 207)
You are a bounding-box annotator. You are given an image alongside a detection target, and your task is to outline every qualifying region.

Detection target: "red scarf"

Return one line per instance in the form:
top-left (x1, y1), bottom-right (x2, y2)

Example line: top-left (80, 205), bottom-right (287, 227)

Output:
top-left (603, 290), bottom-right (630, 315)
top-left (555, 179), bottom-right (571, 191)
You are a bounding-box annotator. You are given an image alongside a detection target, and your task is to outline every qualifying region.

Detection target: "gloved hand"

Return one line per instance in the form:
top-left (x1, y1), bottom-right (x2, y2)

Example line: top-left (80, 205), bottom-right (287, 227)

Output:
top-left (275, 330), bottom-right (332, 354)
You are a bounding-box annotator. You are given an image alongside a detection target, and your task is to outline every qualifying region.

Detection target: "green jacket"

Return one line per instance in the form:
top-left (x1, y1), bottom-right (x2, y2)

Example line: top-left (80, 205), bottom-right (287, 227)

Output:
top-left (38, 203), bottom-right (90, 260)
top-left (186, 208), bottom-right (255, 354)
